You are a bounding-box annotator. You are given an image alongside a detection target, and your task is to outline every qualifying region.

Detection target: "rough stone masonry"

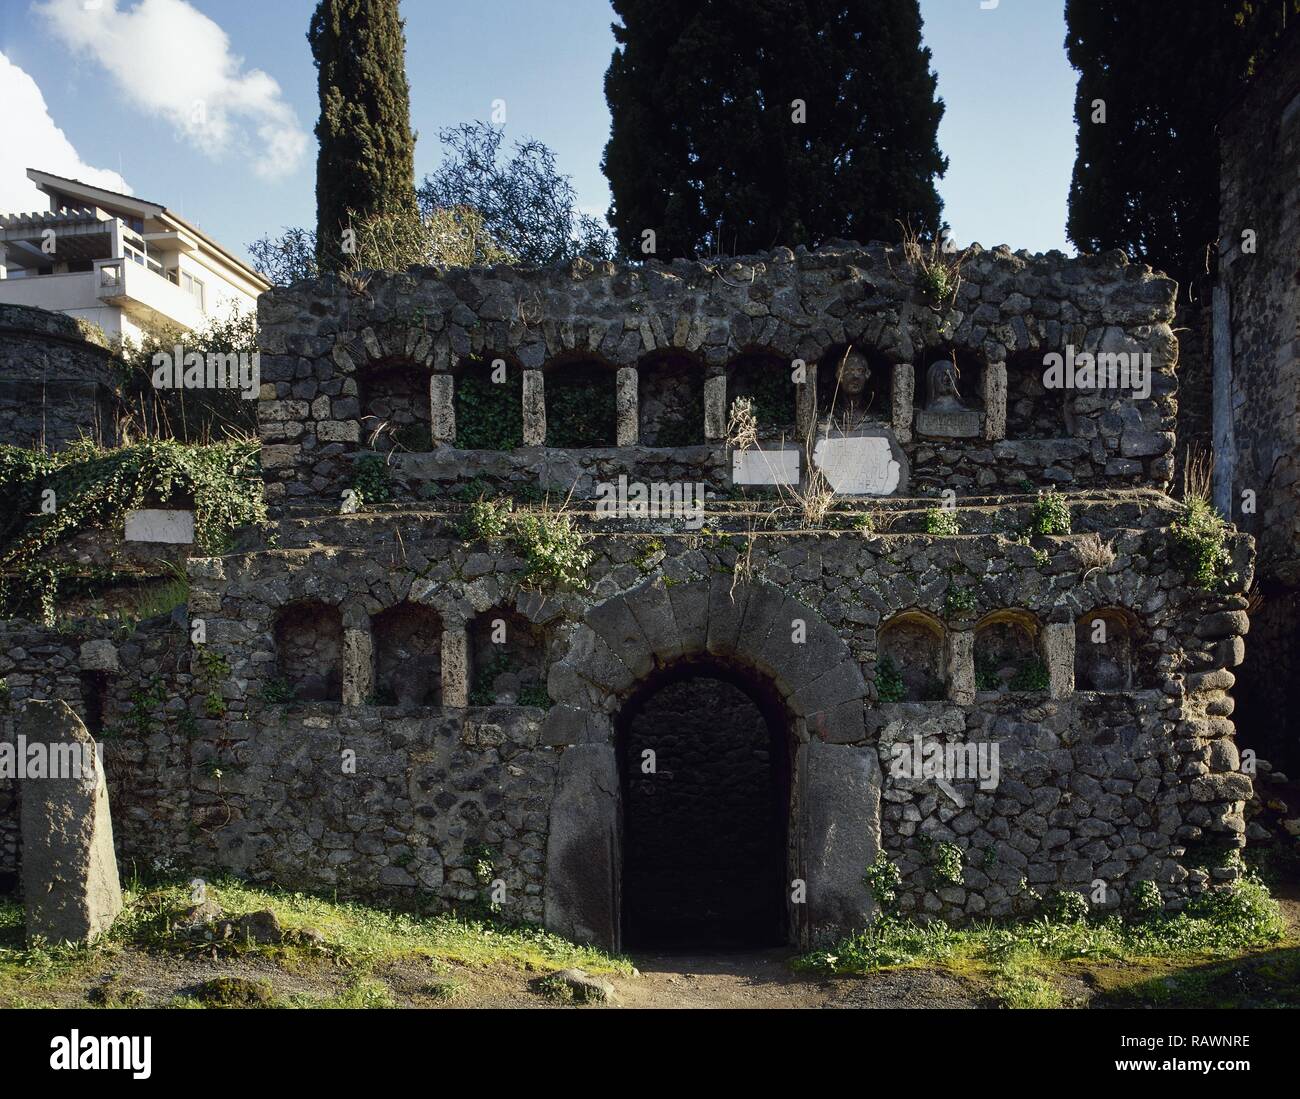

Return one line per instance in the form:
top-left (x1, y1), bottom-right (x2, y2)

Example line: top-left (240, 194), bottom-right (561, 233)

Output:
top-left (0, 240), bottom-right (1254, 951)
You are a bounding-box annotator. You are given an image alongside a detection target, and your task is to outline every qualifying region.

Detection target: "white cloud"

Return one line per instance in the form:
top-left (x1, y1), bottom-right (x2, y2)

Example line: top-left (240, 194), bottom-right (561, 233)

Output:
top-left (36, 0), bottom-right (308, 181)
top-left (0, 50), bottom-right (133, 212)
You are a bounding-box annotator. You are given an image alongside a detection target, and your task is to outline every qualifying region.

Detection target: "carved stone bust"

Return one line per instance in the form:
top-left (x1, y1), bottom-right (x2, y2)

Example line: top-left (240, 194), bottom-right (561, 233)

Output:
top-left (924, 358), bottom-right (968, 413)
top-left (824, 348), bottom-right (872, 428)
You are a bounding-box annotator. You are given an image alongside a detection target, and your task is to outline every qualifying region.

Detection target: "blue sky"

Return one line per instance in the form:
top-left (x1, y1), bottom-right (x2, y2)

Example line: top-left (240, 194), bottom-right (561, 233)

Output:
top-left (0, 0), bottom-right (1078, 265)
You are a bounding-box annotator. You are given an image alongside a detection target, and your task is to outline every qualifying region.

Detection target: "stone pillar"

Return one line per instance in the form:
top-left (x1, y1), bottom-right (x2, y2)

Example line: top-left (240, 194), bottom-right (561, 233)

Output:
top-left (796, 740), bottom-right (881, 948)
top-left (544, 743), bottom-right (620, 949)
top-left (704, 374), bottom-right (728, 441)
top-left (522, 369), bottom-right (546, 446)
top-left (1042, 621), bottom-right (1075, 699)
top-left (442, 624), bottom-right (470, 708)
top-left (342, 626), bottom-right (373, 706)
top-left (982, 361), bottom-right (1007, 441)
top-left (20, 700), bottom-right (123, 945)
top-left (796, 361), bottom-right (819, 440)
top-left (616, 366), bottom-right (639, 446)
top-left (946, 629), bottom-right (975, 705)
top-left (892, 363), bottom-right (915, 443)
top-left (430, 374), bottom-right (455, 446)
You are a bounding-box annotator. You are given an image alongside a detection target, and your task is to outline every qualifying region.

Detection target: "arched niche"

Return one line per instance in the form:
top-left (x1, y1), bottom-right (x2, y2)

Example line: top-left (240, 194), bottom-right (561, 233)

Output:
top-left (274, 601), bottom-right (343, 702)
top-left (454, 354), bottom-right (523, 450)
top-left (726, 351), bottom-right (797, 440)
top-left (469, 607), bottom-right (547, 706)
top-left (816, 345), bottom-right (889, 429)
top-left (974, 609), bottom-right (1047, 694)
top-left (371, 602), bottom-right (442, 707)
top-left (877, 610), bottom-right (946, 702)
top-left (638, 352), bottom-right (704, 446)
top-left (545, 358), bottom-right (617, 447)
top-left (1074, 607), bottom-right (1138, 691)
top-left (358, 358), bottom-right (431, 452)
top-left (1006, 349), bottom-right (1070, 439)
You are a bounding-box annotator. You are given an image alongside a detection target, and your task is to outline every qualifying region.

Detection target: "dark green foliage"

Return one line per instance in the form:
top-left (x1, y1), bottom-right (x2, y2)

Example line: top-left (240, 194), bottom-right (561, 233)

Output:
top-left (351, 455), bottom-right (391, 505)
top-left (455, 365), bottom-right (524, 449)
top-left (1064, 0), bottom-right (1295, 290)
top-left (309, 0), bottom-right (419, 272)
top-left (0, 439), bottom-right (265, 621)
top-left (602, 0), bottom-right (947, 259)
top-left (419, 122), bottom-right (615, 265)
top-left (876, 656), bottom-right (906, 703)
top-left (546, 369), bottom-right (616, 448)
top-left (1010, 657), bottom-right (1050, 693)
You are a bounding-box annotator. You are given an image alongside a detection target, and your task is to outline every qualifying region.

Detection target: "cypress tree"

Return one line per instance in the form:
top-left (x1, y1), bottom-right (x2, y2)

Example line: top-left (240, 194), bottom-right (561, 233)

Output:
top-left (309, 0), bottom-right (419, 271)
top-left (1064, 0), bottom-right (1291, 291)
top-left (601, 0), bottom-right (947, 260)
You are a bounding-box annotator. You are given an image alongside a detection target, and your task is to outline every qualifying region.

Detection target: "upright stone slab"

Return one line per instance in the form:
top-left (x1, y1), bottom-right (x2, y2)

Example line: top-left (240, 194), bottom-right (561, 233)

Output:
top-left (522, 369), bottom-right (546, 445)
top-left (19, 700), bottom-right (123, 945)
top-left (430, 374), bottom-right (455, 445)
top-left (798, 740), bottom-right (880, 946)
top-left (544, 744), bottom-right (619, 949)
top-left (703, 374), bottom-right (727, 441)
top-left (615, 366), bottom-right (638, 446)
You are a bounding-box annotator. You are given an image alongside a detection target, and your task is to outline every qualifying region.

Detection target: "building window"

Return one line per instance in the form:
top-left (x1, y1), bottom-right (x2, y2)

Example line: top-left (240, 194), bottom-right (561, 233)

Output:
top-left (181, 271), bottom-right (205, 309)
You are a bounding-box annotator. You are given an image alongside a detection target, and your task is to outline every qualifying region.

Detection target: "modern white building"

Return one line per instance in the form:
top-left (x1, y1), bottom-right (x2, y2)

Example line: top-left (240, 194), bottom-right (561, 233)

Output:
top-left (0, 169), bottom-right (269, 345)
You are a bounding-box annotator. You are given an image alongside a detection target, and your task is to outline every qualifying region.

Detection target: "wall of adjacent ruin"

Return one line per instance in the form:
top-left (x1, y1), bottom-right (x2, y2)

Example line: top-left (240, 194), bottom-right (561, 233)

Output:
top-left (1216, 27), bottom-right (1300, 773)
top-left (0, 303), bottom-right (119, 451)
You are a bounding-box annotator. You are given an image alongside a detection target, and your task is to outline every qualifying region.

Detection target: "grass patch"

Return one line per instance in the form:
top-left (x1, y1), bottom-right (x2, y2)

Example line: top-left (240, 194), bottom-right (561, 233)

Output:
top-left (797, 876), bottom-right (1287, 1008)
top-left (0, 875), bottom-right (631, 1008)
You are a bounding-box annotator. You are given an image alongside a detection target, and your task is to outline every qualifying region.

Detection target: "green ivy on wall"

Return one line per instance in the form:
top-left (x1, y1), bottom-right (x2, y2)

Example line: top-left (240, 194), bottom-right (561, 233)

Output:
top-left (547, 368), bottom-right (616, 447)
top-left (455, 365), bottom-right (524, 449)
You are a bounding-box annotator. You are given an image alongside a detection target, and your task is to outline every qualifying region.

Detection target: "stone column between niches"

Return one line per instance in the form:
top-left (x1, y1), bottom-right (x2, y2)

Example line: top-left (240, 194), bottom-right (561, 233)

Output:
top-left (982, 361), bottom-right (1007, 441)
top-left (616, 366), bottom-right (639, 446)
top-left (892, 363), bottom-right (915, 443)
top-left (1041, 621), bottom-right (1075, 699)
top-left (342, 625), bottom-right (373, 706)
top-left (796, 361), bottom-right (818, 439)
top-left (522, 369), bottom-right (546, 445)
top-left (430, 374), bottom-right (455, 446)
top-left (704, 374), bottom-right (728, 441)
top-left (442, 624), bottom-right (470, 708)
top-left (945, 629), bottom-right (975, 705)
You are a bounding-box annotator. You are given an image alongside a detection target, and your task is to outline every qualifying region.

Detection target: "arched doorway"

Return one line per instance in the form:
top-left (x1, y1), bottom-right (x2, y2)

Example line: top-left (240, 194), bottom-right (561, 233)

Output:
top-left (617, 659), bottom-right (792, 949)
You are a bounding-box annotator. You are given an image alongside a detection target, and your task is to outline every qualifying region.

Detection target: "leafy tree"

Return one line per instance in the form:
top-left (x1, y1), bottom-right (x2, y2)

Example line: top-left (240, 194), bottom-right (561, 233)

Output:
top-left (601, 0), bottom-right (947, 259)
top-left (418, 122), bottom-right (615, 264)
top-left (308, 0), bottom-right (419, 271)
top-left (248, 206), bottom-right (515, 286)
top-left (1065, 0), bottom-right (1296, 292)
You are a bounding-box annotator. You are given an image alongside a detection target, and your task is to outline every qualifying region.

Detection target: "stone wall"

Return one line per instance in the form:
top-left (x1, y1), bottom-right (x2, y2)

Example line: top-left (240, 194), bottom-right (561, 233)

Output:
top-left (1216, 27), bottom-right (1300, 771)
top-left (256, 244), bottom-right (1179, 511)
top-left (0, 303), bottom-right (119, 451)
top-left (0, 491), bottom-right (1255, 942)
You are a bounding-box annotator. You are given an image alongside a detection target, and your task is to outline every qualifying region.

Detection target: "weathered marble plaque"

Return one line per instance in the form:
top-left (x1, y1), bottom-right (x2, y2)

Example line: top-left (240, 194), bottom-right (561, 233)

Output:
top-left (732, 447), bottom-right (800, 486)
top-left (124, 509), bottom-right (195, 543)
top-left (812, 432), bottom-right (904, 495)
top-left (915, 409), bottom-right (980, 438)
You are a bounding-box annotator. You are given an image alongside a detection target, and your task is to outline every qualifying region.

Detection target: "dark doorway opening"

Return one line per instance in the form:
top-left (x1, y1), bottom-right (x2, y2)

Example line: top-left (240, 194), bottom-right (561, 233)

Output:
top-left (617, 659), bottom-right (791, 950)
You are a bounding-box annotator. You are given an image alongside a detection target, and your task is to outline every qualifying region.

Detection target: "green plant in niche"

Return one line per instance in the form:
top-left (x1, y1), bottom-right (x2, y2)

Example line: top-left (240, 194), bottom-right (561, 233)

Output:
top-left (262, 675), bottom-right (297, 706)
top-left (924, 507), bottom-right (959, 536)
top-left (351, 454), bottom-right (391, 505)
top-left (1171, 497), bottom-right (1238, 591)
top-left (546, 372), bottom-right (617, 447)
top-left (864, 853), bottom-right (903, 909)
top-left (1028, 489), bottom-right (1071, 536)
top-left (517, 683), bottom-right (551, 708)
top-left (875, 655), bottom-right (906, 702)
top-left (455, 368), bottom-right (524, 450)
top-left (1009, 657), bottom-right (1050, 693)
top-left (974, 655), bottom-right (1000, 692)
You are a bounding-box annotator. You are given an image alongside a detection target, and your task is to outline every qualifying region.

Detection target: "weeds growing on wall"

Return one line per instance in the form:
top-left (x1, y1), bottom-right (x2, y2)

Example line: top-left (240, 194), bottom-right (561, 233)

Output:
top-left (351, 454), bottom-right (392, 506)
top-left (460, 494), bottom-right (592, 589)
top-left (924, 508), bottom-right (960, 536)
top-left (1028, 490), bottom-right (1071, 536)
top-left (1171, 496), bottom-right (1238, 591)
top-left (875, 656), bottom-right (906, 703)
top-left (0, 439), bottom-right (265, 623)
